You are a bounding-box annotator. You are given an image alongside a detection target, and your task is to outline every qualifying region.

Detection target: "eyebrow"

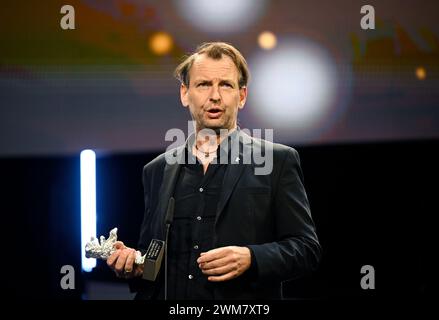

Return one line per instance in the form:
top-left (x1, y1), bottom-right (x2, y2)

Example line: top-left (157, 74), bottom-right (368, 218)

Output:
top-left (193, 79), bottom-right (236, 86)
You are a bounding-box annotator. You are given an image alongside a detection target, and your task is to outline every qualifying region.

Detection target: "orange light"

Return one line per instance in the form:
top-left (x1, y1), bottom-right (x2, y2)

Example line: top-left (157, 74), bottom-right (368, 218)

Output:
top-left (258, 31), bottom-right (277, 50)
top-left (415, 66), bottom-right (426, 80)
top-left (149, 32), bottom-right (173, 55)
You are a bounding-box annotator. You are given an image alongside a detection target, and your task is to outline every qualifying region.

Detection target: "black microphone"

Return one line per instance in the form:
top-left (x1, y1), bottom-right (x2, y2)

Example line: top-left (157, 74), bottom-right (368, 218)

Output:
top-left (141, 197), bottom-right (175, 289)
top-left (164, 197), bottom-right (175, 301)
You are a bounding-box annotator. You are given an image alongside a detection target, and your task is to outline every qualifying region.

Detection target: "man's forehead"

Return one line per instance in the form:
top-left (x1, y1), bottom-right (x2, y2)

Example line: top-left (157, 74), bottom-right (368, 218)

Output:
top-left (190, 54), bottom-right (239, 81)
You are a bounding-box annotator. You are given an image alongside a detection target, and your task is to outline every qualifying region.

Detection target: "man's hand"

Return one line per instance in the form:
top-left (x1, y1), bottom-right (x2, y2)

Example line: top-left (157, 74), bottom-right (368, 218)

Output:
top-left (197, 246), bottom-right (251, 282)
top-left (107, 241), bottom-right (143, 279)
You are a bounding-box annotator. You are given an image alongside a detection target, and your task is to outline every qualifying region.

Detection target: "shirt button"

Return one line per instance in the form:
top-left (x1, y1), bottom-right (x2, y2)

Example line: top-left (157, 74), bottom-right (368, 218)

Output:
top-left (188, 274), bottom-right (194, 280)
top-left (199, 187), bottom-right (204, 192)
top-left (193, 245), bottom-right (199, 250)
top-left (196, 216), bottom-right (202, 221)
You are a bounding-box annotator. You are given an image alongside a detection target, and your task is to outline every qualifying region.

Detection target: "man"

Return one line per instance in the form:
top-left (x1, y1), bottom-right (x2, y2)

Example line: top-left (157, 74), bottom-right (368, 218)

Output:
top-left (107, 42), bottom-right (321, 299)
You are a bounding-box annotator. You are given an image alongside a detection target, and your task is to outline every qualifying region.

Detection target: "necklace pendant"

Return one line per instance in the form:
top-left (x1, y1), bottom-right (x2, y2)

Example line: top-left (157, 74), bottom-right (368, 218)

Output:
top-left (204, 152), bottom-right (209, 158)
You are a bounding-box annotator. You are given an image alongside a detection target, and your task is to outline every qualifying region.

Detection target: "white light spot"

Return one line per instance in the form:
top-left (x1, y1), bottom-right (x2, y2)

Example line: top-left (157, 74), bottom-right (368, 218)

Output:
top-left (173, 0), bottom-right (267, 34)
top-left (249, 39), bottom-right (338, 133)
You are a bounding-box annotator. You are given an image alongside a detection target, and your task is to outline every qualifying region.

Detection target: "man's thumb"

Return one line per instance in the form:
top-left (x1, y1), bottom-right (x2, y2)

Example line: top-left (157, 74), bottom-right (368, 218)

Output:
top-left (113, 241), bottom-right (125, 249)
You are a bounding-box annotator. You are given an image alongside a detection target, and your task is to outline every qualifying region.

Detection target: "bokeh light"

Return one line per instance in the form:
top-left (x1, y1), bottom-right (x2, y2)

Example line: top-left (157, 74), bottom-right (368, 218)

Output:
top-left (149, 31), bottom-right (173, 55)
top-left (249, 39), bottom-right (340, 134)
top-left (258, 31), bottom-right (277, 50)
top-left (415, 66), bottom-right (426, 80)
top-left (173, 0), bottom-right (268, 34)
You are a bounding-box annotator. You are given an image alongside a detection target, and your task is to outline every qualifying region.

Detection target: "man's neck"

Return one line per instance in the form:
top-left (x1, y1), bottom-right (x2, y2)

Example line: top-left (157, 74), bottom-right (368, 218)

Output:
top-left (194, 126), bottom-right (237, 149)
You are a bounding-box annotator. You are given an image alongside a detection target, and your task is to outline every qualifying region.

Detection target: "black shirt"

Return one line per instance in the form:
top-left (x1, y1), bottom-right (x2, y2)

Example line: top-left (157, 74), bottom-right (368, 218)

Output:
top-left (167, 131), bottom-right (236, 299)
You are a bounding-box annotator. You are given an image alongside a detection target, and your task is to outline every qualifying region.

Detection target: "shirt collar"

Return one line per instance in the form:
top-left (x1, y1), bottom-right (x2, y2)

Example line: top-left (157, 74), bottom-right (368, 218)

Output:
top-left (185, 127), bottom-right (240, 163)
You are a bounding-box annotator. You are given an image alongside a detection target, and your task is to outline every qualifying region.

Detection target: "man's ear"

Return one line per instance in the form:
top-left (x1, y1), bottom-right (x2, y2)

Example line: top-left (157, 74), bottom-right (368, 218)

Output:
top-left (238, 86), bottom-right (247, 110)
top-left (180, 83), bottom-right (189, 108)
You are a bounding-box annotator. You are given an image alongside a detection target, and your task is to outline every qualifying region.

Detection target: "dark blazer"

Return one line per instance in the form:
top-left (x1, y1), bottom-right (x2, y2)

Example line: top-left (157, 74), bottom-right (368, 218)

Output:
top-left (131, 130), bottom-right (321, 299)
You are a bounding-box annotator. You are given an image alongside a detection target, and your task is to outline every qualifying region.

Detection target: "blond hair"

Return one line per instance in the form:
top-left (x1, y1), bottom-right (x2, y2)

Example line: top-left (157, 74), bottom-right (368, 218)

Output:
top-left (174, 42), bottom-right (250, 88)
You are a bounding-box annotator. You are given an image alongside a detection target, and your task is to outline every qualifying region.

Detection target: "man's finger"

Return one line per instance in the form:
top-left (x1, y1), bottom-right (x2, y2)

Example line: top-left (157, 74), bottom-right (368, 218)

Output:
top-left (107, 249), bottom-right (121, 267)
top-left (199, 256), bottom-right (230, 271)
top-left (124, 249), bottom-right (136, 272)
top-left (114, 249), bottom-right (130, 272)
top-left (197, 247), bottom-right (230, 264)
top-left (113, 241), bottom-right (125, 250)
top-left (207, 271), bottom-right (237, 282)
top-left (201, 264), bottom-right (232, 276)
top-left (133, 264), bottom-right (144, 278)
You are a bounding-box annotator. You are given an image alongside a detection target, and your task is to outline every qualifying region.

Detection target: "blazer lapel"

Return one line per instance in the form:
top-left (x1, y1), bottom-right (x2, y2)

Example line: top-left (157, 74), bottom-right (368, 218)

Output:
top-left (156, 146), bottom-right (184, 237)
top-left (215, 131), bottom-right (252, 225)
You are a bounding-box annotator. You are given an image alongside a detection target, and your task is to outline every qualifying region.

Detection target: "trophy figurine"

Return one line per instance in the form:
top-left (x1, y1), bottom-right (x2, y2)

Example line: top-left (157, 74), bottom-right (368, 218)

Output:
top-left (85, 228), bottom-right (164, 281)
top-left (85, 228), bottom-right (145, 265)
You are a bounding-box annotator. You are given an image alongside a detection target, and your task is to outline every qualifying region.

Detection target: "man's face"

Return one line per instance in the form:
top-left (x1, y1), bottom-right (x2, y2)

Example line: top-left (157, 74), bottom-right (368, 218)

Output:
top-left (180, 54), bottom-right (247, 133)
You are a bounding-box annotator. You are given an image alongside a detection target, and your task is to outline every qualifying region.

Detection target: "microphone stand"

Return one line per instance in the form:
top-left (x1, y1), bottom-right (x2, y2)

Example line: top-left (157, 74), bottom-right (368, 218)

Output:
top-left (164, 197), bottom-right (175, 301)
top-left (164, 222), bottom-right (171, 301)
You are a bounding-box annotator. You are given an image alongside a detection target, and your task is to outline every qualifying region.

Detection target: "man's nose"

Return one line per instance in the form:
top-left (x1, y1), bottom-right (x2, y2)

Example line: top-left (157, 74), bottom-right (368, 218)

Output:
top-left (209, 84), bottom-right (221, 103)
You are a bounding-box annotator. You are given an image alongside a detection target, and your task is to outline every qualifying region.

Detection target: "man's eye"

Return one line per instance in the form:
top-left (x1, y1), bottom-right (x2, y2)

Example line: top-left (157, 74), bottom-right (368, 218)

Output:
top-left (221, 83), bottom-right (232, 88)
top-left (197, 83), bottom-right (209, 87)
